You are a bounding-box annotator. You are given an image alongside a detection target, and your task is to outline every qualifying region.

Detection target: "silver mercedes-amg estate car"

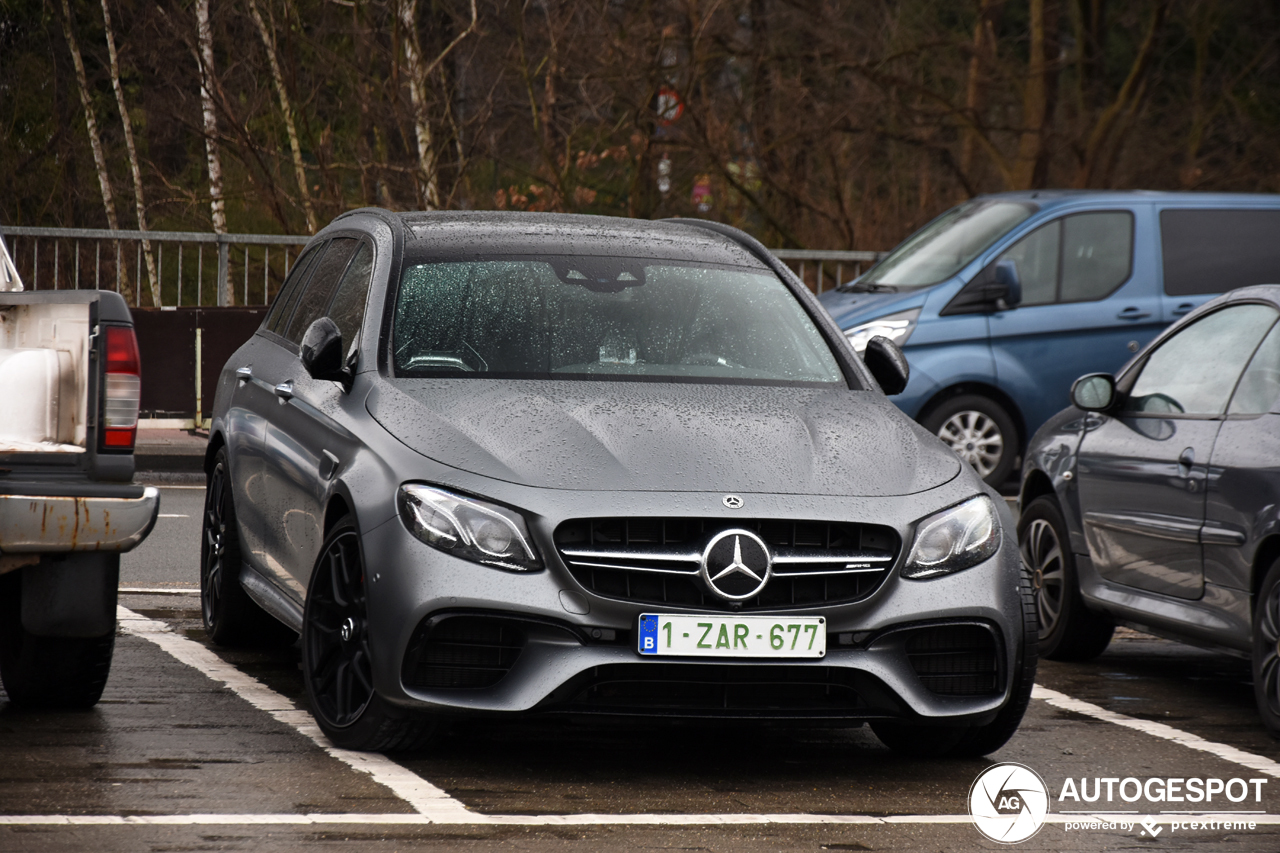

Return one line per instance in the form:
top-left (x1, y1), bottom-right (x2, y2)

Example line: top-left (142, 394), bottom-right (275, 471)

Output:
top-left (201, 208), bottom-right (1033, 756)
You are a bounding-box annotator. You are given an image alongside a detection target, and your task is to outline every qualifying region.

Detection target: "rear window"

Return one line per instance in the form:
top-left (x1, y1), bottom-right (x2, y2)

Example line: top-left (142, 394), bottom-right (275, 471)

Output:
top-left (1161, 209), bottom-right (1280, 296)
top-left (392, 257), bottom-right (846, 386)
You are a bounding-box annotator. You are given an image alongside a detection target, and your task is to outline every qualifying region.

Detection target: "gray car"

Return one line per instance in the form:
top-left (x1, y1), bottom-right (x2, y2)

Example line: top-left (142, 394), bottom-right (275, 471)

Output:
top-left (201, 208), bottom-right (1032, 756)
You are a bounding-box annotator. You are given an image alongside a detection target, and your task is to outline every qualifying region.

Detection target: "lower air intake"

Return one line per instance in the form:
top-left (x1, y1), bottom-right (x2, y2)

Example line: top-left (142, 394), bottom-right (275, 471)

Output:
top-left (402, 614), bottom-right (527, 690)
top-left (905, 624), bottom-right (1001, 696)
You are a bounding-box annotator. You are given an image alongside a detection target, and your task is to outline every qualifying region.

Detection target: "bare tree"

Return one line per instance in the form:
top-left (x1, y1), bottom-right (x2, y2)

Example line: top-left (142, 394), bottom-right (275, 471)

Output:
top-left (247, 0), bottom-right (318, 233)
top-left (195, 0), bottom-right (231, 304)
top-left (57, 0), bottom-right (119, 233)
top-left (99, 0), bottom-right (159, 306)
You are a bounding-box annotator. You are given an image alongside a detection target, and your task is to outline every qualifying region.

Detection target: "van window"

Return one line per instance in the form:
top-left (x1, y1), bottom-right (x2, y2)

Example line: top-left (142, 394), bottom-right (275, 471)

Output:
top-left (1161, 209), bottom-right (1280, 296)
top-left (995, 211), bottom-right (1133, 306)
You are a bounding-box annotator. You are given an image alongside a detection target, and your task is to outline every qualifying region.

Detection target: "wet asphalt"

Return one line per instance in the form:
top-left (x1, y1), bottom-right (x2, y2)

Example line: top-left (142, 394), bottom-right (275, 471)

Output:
top-left (4, 487), bottom-right (1280, 851)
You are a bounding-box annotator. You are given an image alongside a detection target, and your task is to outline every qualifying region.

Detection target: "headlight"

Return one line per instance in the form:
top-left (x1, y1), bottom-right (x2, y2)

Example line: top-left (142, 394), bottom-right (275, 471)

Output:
top-left (398, 484), bottom-right (542, 572)
top-left (902, 495), bottom-right (1000, 579)
top-left (844, 309), bottom-right (920, 353)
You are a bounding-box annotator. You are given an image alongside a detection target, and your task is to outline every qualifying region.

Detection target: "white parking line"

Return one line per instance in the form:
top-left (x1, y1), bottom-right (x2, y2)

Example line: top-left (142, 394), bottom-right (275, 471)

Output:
top-left (0, 812), bottom-right (1277, 827)
top-left (116, 607), bottom-right (472, 821)
top-left (119, 587), bottom-right (198, 595)
top-left (1033, 685), bottom-right (1280, 778)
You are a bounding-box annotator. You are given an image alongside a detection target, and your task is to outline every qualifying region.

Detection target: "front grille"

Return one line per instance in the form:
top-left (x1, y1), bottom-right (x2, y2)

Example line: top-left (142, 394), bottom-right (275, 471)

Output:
top-left (555, 517), bottom-right (899, 611)
top-left (905, 624), bottom-right (1000, 696)
top-left (401, 614), bottom-right (527, 690)
top-left (561, 663), bottom-right (879, 717)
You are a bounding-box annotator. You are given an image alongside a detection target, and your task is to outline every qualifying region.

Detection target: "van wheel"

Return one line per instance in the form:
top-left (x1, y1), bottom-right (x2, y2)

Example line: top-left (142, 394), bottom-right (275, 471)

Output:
top-left (921, 395), bottom-right (1018, 487)
top-left (1018, 496), bottom-right (1114, 661)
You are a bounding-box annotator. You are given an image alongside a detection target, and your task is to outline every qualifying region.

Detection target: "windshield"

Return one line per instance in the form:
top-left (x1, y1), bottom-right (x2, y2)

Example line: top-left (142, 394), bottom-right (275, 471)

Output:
top-left (862, 200), bottom-right (1037, 287)
top-left (392, 257), bottom-right (846, 386)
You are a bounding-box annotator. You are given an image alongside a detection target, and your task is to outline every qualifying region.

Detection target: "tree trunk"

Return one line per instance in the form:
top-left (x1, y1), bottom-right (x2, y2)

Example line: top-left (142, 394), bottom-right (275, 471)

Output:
top-left (1011, 0), bottom-right (1060, 189)
top-left (195, 0), bottom-right (232, 305)
top-left (398, 0), bottom-right (441, 210)
top-left (99, 0), bottom-right (159, 307)
top-left (958, 0), bottom-right (1002, 195)
top-left (57, 0), bottom-right (119, 233)
top-left (247, 0), bottom-right (317, 233)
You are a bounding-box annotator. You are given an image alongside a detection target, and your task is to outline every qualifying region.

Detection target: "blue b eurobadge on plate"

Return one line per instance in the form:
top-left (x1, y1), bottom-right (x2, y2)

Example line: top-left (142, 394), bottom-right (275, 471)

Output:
top-left (638, 614), bottom-right (659, 655)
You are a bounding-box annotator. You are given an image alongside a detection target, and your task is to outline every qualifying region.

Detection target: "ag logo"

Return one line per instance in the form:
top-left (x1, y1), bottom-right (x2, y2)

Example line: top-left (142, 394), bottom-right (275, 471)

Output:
top-left (968, 763), bottom-right (1049, 844)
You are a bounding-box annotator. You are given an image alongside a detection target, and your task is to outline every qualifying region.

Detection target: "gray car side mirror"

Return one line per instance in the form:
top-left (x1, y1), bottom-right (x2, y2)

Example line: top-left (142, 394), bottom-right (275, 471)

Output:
top-left (1071, 373), bottom-right (1116, 412)
top-left (864, 335), bottom-right (910, 395)
top-left (301, 317), bottom-right (348, 385)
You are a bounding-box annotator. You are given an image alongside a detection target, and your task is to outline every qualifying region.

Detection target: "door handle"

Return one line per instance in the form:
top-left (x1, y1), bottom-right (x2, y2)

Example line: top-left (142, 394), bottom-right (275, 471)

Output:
top-left (235, 366), bottom-right (253, 383)
top-left (1178, 446), bottom-right (1195, 477)
top-left (1116, 307), bottom-right (1152, 321)
top-left (1172, 302), bottom-right (1196, 317)
top-left (274, 380), bottom-right (294, 401)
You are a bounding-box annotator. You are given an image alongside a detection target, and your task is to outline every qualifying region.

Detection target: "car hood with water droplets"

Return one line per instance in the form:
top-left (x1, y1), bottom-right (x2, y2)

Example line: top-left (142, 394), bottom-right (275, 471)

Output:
top-left (367, 379), bottom-right (961, 496)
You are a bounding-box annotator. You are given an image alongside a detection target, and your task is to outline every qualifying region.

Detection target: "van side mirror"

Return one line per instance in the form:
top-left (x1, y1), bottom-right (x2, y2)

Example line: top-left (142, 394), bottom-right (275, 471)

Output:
top-left (864, 335), bottom-right (910, 395)
top-left (993, 260), bottom-right (1021, 309)
top-left (300, 317), bottom-right (348, 385)
top-left (1071, 373), bottom-right (1116, 412)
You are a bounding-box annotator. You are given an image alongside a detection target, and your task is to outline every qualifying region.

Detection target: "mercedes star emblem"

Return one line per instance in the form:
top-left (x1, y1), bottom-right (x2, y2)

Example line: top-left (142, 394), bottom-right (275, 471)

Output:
top-left (701, 529), bottom-right (772, 600)
top-left (722, 494), bottom-right (744, 509)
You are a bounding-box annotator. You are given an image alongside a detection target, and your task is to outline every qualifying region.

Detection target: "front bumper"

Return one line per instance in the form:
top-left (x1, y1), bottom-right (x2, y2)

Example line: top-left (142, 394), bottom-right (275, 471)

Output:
top-left (360, 493), bottom-right (1024, 724)
top-left (0, 486), bottom-right (160, 556)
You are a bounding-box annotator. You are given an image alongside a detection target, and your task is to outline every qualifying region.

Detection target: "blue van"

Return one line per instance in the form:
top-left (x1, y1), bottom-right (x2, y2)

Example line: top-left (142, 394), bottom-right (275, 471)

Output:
top-left (818, 191), bottom-right (1280, 485)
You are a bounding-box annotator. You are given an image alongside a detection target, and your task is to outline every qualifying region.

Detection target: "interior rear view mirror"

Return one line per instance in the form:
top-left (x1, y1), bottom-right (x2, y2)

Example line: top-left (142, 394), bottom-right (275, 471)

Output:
top-left (864, 336), bottom-right (910, 396)
top-left (1071, 373), bottom-right (1116, 412)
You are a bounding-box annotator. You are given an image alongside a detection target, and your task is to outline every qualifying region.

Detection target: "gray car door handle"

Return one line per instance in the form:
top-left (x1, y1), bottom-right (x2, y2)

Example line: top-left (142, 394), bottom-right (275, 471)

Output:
top-left (1117, 307), bottom-right (1152, 320)
top-left (274, 380), bottom-right (294, 401)
top-left (1178, 446), bottom-right (1195, 476)
top-left (235, 366), bottom-right (253, 382)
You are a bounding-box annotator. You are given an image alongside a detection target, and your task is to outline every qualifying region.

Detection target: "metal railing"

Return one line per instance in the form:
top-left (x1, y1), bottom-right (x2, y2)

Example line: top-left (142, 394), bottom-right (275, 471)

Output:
top-left (0, 226), bottom-right (309, 308)
top-left (0, 226), bottom-right (884, 306)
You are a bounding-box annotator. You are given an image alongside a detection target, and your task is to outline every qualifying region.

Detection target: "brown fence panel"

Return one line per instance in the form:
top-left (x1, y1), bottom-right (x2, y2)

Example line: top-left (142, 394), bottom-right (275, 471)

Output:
top-left (132, 307), bottom-right (267, 418)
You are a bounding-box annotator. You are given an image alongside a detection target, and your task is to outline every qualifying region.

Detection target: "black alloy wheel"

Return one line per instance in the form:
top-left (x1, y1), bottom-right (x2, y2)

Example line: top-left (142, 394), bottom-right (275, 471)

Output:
top-left (1017, 496), bottom-right (1113, 661)
top-left (201, 448), bottom-right (295, 646)
top-left (302, 517), bottom-right (435, 751)
top-left (1252, 558), bottom-right (1280, 736)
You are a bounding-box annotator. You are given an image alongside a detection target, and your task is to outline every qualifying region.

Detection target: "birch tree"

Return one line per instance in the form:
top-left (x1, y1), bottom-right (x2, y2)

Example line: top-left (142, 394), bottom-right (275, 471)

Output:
top-left (246, 0), bottom-right (317, 233)
top-left (99, 0), bottom-right (159, 306)
top-left (195, 0), bottom-right (232, 304)
top-left (57, 0), bottom-right (119, 232)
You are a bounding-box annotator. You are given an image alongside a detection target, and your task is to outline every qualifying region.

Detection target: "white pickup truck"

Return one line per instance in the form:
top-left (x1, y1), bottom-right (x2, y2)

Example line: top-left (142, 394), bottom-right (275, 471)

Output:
top-left (0, 235), bottom-right (159, 708)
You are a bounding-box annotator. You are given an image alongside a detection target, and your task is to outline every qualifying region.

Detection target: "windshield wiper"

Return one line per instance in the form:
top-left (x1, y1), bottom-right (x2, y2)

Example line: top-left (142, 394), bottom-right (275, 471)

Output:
top-left (835, 280), bottom-right (899, 293)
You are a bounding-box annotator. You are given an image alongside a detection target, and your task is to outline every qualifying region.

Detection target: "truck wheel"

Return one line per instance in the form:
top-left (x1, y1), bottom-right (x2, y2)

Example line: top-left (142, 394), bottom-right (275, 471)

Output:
top-left (1018, 496), bottom-right (1114, 661)
top-left (0, 571), bottom-right (116, 709)
top-left (302, 518), bottom-right (435, 752)
top-left (202, 448), bottom-right (296, 647)
top-left (921, 394), bottom-right (1018, 487)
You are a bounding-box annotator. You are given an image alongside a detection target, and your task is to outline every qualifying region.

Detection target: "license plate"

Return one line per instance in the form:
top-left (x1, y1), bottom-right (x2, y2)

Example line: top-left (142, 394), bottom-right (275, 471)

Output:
top-left (638, 613), bottom-right (826, 658)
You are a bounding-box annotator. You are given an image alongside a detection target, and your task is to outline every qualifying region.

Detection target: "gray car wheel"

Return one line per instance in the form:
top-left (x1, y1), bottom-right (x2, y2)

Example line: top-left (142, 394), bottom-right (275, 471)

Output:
top-left (302, 517), bottom-right (435, 752)
top-left (1251, 558), bottom-right (1280, 736)
top-left (1017, 496), bottom-right (1113, 661)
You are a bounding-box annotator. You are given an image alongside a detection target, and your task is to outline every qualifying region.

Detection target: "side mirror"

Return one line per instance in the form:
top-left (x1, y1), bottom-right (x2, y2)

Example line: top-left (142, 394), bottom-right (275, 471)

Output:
top-left (1071, 373), bottom-right (1116, 412)
top-left (993, 260), bottom-right (1021, 309)
top-left (300, 317), bottom-right (347, 384)
top-left (864, 335), bottom-right (910, 396)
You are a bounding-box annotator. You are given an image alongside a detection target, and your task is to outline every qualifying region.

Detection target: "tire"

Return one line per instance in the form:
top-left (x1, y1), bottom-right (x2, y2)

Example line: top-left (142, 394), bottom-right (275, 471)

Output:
top-left (201, 448), bottom-right (296, 647)
top-left (1018, 496), bottom-right (1114, 661)
top-left (869, 720), bottom-right (969, 757)
top-left (0, 570), bottom-right (116, 709)
top-left (301, 517), bottom-right (435, 752)
top-left (1251, 558), bottom-right (1280, 736)
top-left (950, 570), bottom-right (1039, 757)
top-left (921, 394), bottom-right (1019, 487)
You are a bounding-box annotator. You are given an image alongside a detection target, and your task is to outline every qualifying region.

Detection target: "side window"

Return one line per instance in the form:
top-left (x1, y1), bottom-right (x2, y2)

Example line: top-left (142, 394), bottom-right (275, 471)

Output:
top-left (267, 243), bottom-right (322, 335)
top-left (1161, 209), bottom-right (1280, 296)
top-left (284, 237), bottom-right (358, 344)
top-left (1229, 320), bottom-right (1280, 416)
top-left (326, 242), bottom-right (374, 357)
top-left (1124, 304), bottom-right (1278, 417)
top-left (995, 211), bottom-right (1133, 306)
top-left (1061, 212), bottom-right (1133, 301)
top-left (998, 221), bottom-right (1058, 306)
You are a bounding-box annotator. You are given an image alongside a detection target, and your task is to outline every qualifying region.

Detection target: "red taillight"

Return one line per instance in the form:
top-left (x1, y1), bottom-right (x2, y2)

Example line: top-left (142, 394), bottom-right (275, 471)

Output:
top-left (102, 325), bottom-right (141, 451)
